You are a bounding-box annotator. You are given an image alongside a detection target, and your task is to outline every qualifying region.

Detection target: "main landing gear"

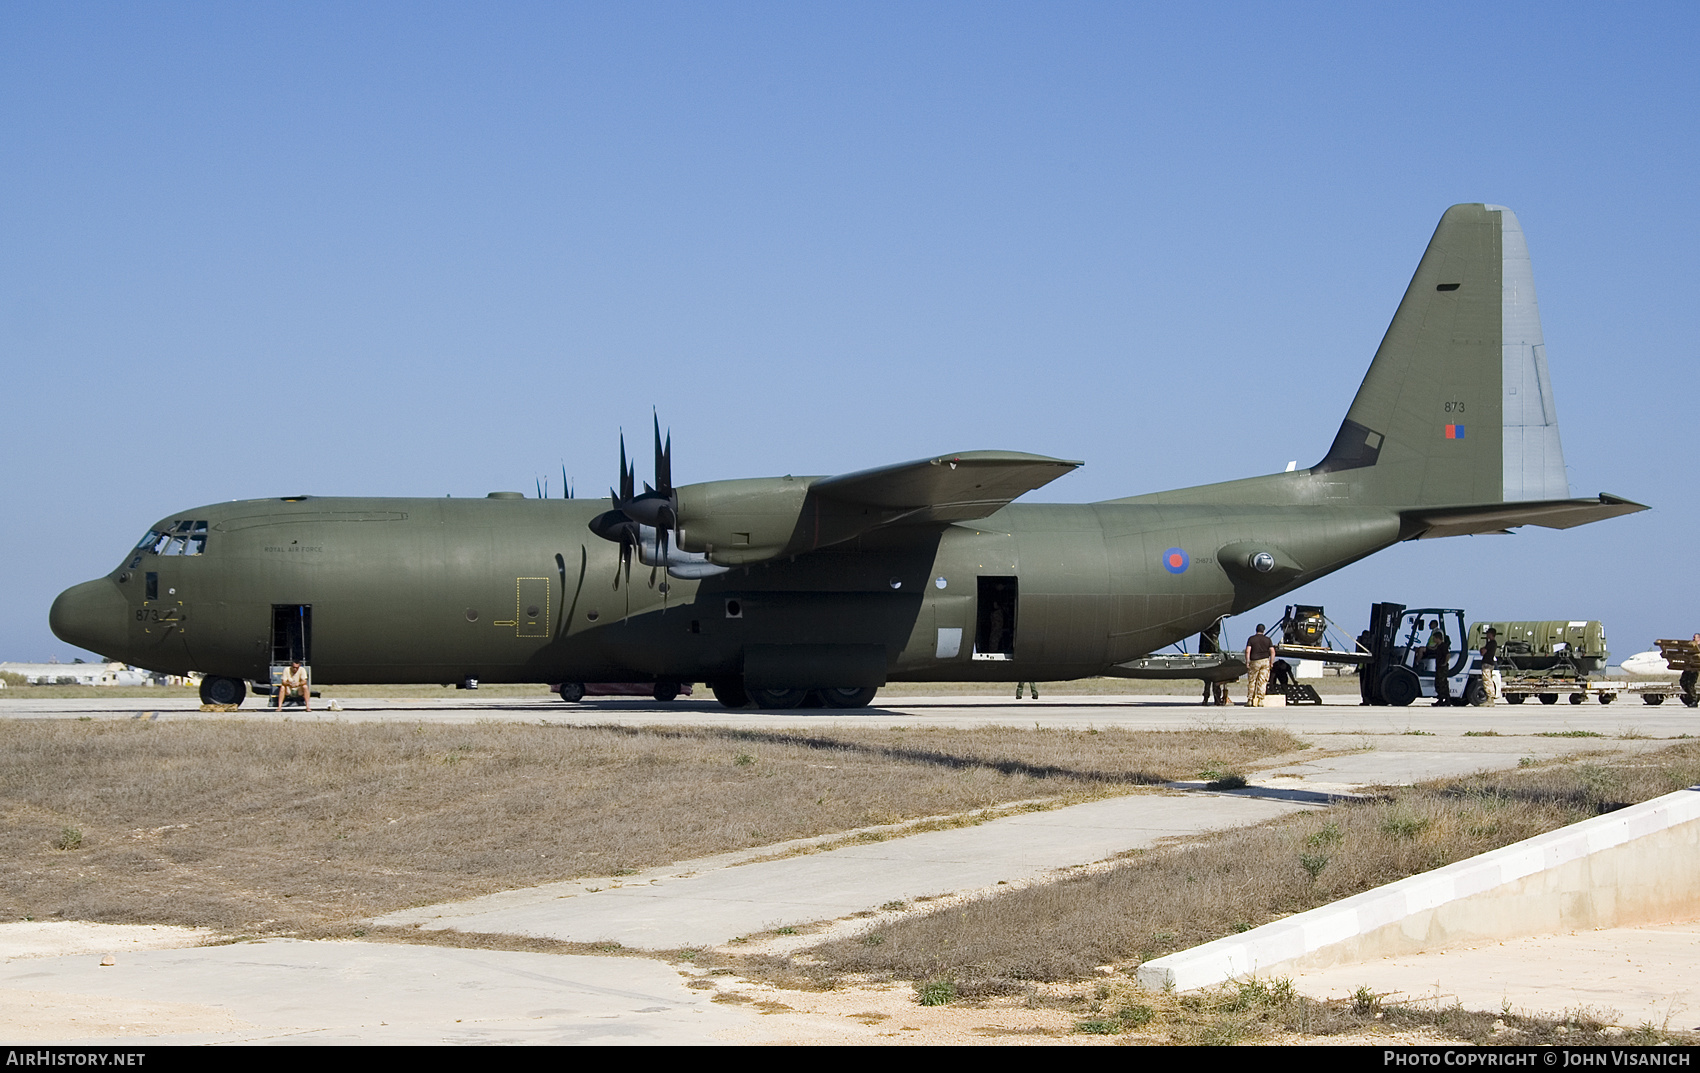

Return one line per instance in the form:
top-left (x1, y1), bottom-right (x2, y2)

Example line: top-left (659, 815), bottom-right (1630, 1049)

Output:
top-left (710, 678), bottom-right (878, 710)
top-left (199, 675), bottom-right (247, 706)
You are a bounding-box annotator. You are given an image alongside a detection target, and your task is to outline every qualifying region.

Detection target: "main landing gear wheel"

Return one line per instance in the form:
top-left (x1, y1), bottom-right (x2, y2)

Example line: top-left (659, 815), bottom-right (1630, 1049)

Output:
top-left (1379, 667), bottom-right (1420, 707)
top-left (751, 687), bottom-right (810, 710)
top-left (710, 678), bottom-right (750, 709)
top-left (199, 675), bottom-right (246, 706)
top-left (558, 683), bottom-right (586, 702)
top-left (819, 686), bottom-right (878, 709)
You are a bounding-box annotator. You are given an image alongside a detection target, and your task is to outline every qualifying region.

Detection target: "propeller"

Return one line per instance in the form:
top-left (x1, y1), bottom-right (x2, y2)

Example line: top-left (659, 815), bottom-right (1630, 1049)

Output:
top-left (619, 415), bottom-right (679, 590)
top-left (586, 416), bottom-right (724, 603)
top-left (587, 434), bottom-right (639, 590)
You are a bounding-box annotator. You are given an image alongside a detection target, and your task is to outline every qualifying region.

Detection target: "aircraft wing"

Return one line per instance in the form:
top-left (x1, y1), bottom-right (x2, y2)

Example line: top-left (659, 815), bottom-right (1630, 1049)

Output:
top-left (1401, 493), bottom-right (1648, 539)
top-left (810, 450), bottom-right (1083, 524)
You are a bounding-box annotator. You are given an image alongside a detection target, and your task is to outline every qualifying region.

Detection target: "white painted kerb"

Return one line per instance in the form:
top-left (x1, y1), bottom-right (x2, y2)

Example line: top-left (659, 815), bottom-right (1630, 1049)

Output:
top-left (1138, 785), bottom-right (1700, 991)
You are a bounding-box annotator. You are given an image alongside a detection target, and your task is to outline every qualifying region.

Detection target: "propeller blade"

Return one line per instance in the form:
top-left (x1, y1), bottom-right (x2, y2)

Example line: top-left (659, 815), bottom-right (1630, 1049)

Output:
top-left (653, 413), bottom-right (672, 494)
top-left (614, 531), bottom-right (633, 590)
top-left (618, 433), bottom-right (635, 505)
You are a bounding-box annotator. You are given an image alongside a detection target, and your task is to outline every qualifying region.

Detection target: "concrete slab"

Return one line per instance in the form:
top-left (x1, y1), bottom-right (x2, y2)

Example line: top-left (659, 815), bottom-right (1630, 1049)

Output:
top-left (0, 922), bottom-right (215, 961)
top-left (1139, 786), bottom-right (1700, 994)
top-left (0, 939), bottom-right (758, 1044)
top-left (381, 790), bottom-right (1315, 948)
top-left (1287, 922), bottom-right (1700, 1031)
top-left (4, 693), bottom-right (1695, 1042)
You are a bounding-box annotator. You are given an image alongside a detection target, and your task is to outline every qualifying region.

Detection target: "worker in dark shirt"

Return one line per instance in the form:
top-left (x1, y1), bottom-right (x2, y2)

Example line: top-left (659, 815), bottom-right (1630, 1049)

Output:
top-left (1424, 620), bottom-right (1451, 705)
top-left (1244, 624), bottom-right (1276, 706)
top-left (1681, 634), bottom-right (1698, 706)
top-left (1480, 627), bottom-right (1499, 705)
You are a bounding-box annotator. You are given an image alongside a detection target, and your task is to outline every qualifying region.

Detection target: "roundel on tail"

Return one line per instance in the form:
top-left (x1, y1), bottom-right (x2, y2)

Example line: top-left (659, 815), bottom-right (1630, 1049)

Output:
top-left (1162, 547), bottom-right (1189, 574)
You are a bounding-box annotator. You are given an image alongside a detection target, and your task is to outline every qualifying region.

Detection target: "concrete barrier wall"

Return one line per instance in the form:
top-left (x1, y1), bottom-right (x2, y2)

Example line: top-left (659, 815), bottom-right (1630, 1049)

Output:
top-left (1138, 785), bottom-right (1700, 992)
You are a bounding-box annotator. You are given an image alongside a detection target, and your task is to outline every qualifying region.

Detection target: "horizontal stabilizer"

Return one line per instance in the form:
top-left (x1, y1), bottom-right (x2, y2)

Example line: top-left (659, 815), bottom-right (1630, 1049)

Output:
top-left (1402, 493), bottom-right (1647, 539)
top-left (812, 450), bottom-right (1082, 524)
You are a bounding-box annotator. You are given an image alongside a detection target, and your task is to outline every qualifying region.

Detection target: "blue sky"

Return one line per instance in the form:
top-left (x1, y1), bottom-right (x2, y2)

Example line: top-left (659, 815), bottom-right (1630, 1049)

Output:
top-left (4, 3), bottom-right (1696, 664)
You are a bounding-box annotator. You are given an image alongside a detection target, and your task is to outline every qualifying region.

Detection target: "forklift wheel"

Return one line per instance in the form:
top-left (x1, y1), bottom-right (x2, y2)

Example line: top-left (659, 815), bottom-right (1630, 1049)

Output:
top-left (1378, 667), bottom-right (1421, 707)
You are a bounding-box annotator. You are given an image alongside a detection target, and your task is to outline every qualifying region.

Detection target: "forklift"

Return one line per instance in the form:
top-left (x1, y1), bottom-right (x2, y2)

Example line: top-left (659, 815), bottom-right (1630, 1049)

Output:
top-left (1361, 603), bottom-right (1487, 706)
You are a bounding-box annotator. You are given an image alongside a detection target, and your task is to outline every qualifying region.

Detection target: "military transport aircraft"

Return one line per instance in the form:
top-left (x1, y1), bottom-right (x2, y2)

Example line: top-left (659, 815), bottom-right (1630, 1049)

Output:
top-left (50, 204), bottom-right (1646, 709)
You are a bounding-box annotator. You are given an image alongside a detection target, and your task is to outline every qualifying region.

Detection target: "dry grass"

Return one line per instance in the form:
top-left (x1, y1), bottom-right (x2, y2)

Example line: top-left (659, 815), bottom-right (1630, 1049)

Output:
top-left (772, 741), bottom-right (1700, 991)
top-left (1062, 975), bottom-right (1692, 1045)
top-left (0, 720), bottom-right (1300, 934)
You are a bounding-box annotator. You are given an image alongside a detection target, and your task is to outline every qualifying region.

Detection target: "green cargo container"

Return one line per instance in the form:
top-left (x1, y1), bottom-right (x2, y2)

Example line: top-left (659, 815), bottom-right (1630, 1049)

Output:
top-left (1466, 620), bottom-right (1609, 675)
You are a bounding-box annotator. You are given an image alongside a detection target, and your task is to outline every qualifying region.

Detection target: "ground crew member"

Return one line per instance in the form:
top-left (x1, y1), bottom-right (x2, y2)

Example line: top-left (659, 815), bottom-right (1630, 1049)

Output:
top-left (1480, 627), bottom-right (1499, 705)
top-left (1016, 681), bottom-right (1039, 699)
top-left (1244, 624), bottom-right (1274, 707)
top-left (1682, 633), bottom-right (1699, 706)
top-left (277, 660), bottom-right (310, 711)
top-left (1424, 620), bottom-right (1451, 705)
top-left (1198, 624), bottom-right (1228, 705)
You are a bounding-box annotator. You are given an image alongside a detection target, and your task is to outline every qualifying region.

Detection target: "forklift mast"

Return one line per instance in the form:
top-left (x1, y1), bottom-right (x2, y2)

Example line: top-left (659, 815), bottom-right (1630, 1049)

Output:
top-left (1361, 602), bottom-right (1407, 705)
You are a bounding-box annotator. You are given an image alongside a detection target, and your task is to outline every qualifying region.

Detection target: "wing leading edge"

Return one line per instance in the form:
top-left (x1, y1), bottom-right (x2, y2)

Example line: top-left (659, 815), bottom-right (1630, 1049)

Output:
top-left (811, 450), bottom-right (1082, 523)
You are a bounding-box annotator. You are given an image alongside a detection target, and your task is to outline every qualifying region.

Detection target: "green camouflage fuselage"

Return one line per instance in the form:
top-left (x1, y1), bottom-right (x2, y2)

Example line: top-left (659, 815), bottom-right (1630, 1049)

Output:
top-left (83, 492), bottom-right (1400, 685)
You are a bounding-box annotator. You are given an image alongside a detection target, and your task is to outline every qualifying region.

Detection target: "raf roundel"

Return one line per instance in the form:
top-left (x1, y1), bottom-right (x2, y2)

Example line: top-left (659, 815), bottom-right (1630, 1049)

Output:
top-left (1162, 547), bottom-right (1189, 574)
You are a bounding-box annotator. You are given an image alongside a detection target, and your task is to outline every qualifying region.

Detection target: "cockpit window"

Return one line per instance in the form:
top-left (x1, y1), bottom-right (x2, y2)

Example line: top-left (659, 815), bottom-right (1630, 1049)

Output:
top-left (131, 520), bottom-right (208, 564)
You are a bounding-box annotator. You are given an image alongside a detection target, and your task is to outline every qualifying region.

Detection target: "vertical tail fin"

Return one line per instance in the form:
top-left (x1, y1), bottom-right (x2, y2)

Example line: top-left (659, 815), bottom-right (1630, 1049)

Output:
top-left (1316, 203), bottom-right (1570, 507)
top-left (1114, 203), bottom-right (1643, 533)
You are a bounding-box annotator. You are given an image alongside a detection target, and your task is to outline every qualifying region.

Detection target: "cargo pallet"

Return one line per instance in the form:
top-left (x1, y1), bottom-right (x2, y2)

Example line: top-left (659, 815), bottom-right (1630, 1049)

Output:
top-left (1499, 674), bottom-right (1693, 707)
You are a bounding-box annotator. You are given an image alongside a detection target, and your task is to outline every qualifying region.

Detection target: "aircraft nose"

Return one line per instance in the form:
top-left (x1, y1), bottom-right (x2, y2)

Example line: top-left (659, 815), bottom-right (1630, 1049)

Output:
top-left (50, 579), bottom-right (129, 658)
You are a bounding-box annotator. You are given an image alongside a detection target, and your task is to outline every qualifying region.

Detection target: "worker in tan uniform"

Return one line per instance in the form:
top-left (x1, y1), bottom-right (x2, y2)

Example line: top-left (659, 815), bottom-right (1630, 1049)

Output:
top-left (1244, 624), bottom-right (1275, 707)
top-left (277, 660), bottom-right (310, 711)
top-left (1479, 627), bottom-right (1499, 705)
